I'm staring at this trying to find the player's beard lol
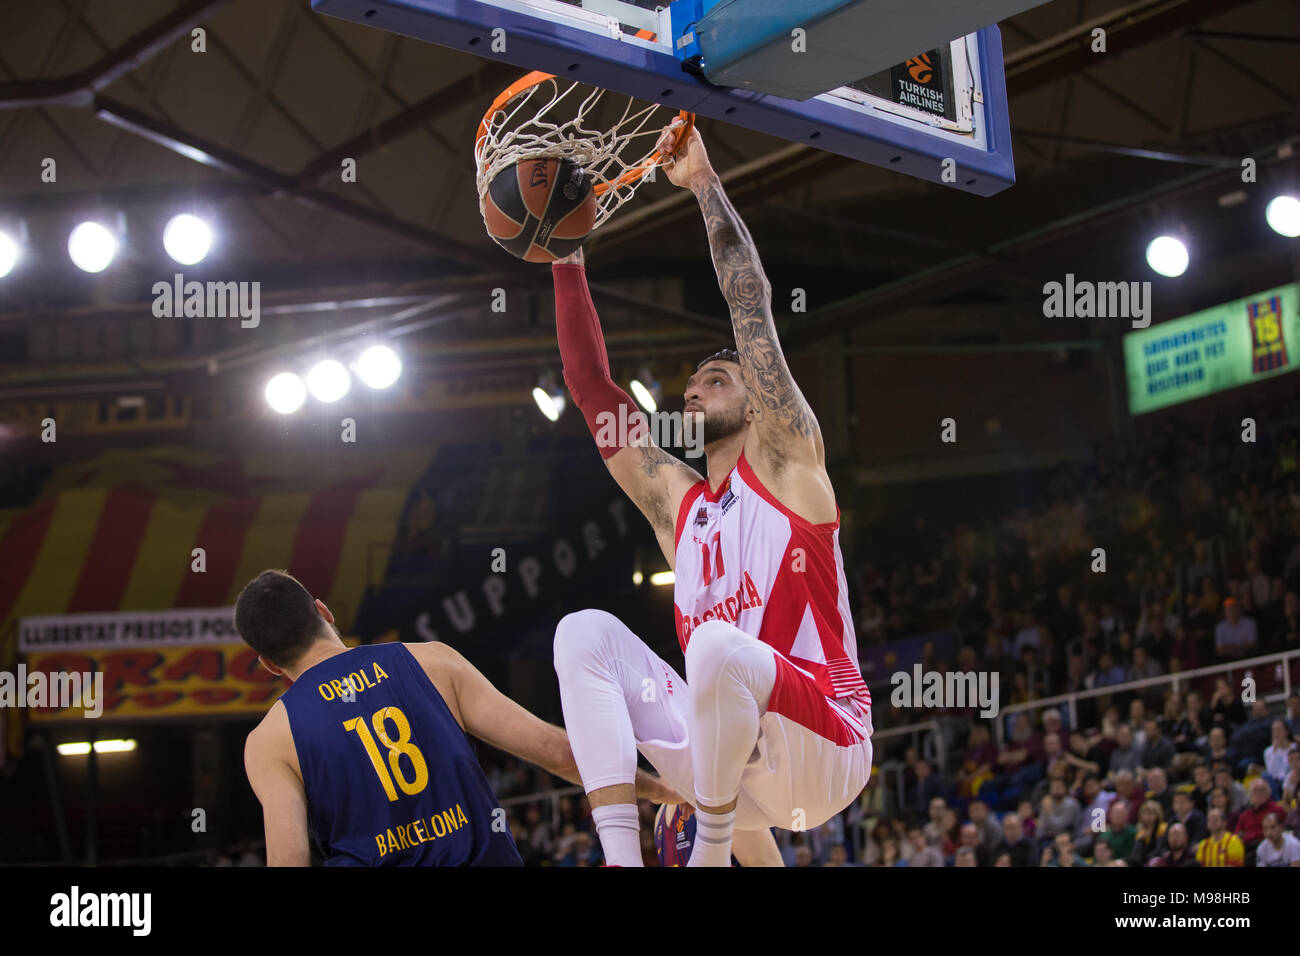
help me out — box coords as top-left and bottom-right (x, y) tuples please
(700, 402), (747, 445)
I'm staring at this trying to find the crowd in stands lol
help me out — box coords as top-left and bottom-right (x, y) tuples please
(488, 405), (1300, 865)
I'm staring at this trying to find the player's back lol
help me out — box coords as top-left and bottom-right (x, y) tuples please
(278, 642), (522, 866)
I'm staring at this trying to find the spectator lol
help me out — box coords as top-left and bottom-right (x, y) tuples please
(904, 828), (943, 867)
(1230, 701), (1279, 771)
(1213, 764), (1248, 814)
(1140, 719), (1177, 771)
(793, 846), (814, 867)
(1046, 830), (1088, 867)
(906, 759), (946, 815)
(1263, 719), (1297, 795)
(956, 724), (998, 799)
(1282, 748), (1300, 805)
(922, 797), (949, 846)
(1109, 724), (1142, 775)
(968, 799), (1002, 852)
(1254, 813), (1300, 867)
(1037, 776), (1081, 845)
(878, 836), (903, 868)
(992, 813), (1037, 867)
(1074, 774), (1115, 854)
(1127, 800), (1167, 867)
(1092, 839), (1122, 867)
(1203, 728), (1237, 770)
(1098, 800), (1136, 860)
(1111, 770), (1142, 824)
(954, 846), (978, 867)
(1286, 693), (1300, 739)
(958, 822), (989, 867)
(1148, 822), (1199, 867)
(1234, 777), (1286, 852)
(824, 844), (859, 867)
(1087, 651), (1127, 689)
(1189, 763), (1215, 815)
(1195, 808), (1244, 867)
(1208, 678), (1247, 731)
(1143, 767), (1175, 818)
(1167, 789), (1207, 845)
(1214, 597), (1258, 659)
(1127, 646), (1162, 682)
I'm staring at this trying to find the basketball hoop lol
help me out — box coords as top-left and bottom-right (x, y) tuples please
(475, 71), (694, 232)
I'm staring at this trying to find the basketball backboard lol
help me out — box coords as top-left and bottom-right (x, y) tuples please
(310, 0), (1028, 195)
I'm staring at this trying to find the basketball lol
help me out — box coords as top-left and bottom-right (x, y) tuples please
(482, 156), (596, 262)
(653, 803), (696, 866)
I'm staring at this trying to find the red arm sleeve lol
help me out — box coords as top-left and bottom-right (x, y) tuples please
(552, 262), (647, 459)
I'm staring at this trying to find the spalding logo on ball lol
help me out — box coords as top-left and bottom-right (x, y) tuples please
(653, 803), (695, 867)
(482, 156), (596, 262)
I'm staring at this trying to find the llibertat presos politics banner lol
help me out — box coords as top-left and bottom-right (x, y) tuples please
(15, 608), (287, 721)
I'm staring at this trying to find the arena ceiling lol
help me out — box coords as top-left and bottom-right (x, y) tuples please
(0, 0), (1297, 424)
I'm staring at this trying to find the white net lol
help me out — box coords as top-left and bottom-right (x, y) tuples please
(475, 74), (689, 231)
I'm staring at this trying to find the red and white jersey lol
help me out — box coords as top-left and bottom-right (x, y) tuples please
(672, 450), (871, 706)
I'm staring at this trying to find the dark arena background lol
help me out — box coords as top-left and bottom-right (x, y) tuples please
(1, 0), (1299, 932)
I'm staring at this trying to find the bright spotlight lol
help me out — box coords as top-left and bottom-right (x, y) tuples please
(307, 359), (351, 403)
(629, 379), (657, 413)
(56, 739), (138, 756)
(533, 386), (565, 422)
(357, 345), (402, 389)
(0, 231), (18, 278)
(649, 571), (675, 586)
(1145, 236), (1188, 278)
(163, 213), (213, 264)
(265, 372), (307, 414)
(68, 221), (117, 273)
(1266, 195), (1300, 238)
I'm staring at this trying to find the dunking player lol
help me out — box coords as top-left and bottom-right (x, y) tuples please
(550, 120), (874, 867)
(238, 569), (681, 865)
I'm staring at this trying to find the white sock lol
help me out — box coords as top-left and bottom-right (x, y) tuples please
(687, 807), (736, 867)
(591, 804), (643, 867)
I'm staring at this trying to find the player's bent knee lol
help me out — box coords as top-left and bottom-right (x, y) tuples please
(552, 608), (621, 672)
(685, 621), (766, 690)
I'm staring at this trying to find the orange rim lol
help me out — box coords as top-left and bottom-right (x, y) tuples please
(475, 69), (694, 198)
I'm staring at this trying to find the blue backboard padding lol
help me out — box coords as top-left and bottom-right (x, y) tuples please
(696, 0), (1049, 102)
(310, 0), (1015, 195)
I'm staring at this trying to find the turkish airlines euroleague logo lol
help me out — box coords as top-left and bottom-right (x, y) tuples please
(906, 53), (934, 85)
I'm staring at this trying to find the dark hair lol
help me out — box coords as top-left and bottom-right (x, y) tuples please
(234, 569), (327, 668)
(696, 348), (740, 370)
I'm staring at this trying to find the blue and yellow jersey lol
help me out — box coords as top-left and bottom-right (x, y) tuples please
(279, 643), (522, 866)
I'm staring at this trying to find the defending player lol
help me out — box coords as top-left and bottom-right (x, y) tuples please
(549, 120), (874, 867)
(238, 569), (679, 865)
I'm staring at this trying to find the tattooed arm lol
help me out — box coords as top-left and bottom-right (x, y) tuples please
(553, 248), (702, 561)
(657, 122), (825, 469)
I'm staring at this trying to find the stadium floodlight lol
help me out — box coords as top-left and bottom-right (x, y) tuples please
(163, 213), (213, 265)
(57, 739), (138, 756)
(533, 371), (566, 422)
(0, 230), (18, 278)
(1145, 235), (1188, 278)
(1265, 195), (1300, 238)
(68, 221), (118, 273)
(356, 345), (402, 389)
(649, 571), (675, 586)
(630, 376), (658, 413)
(265, 372), (307, 414)
(307, 359), (351, 403)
